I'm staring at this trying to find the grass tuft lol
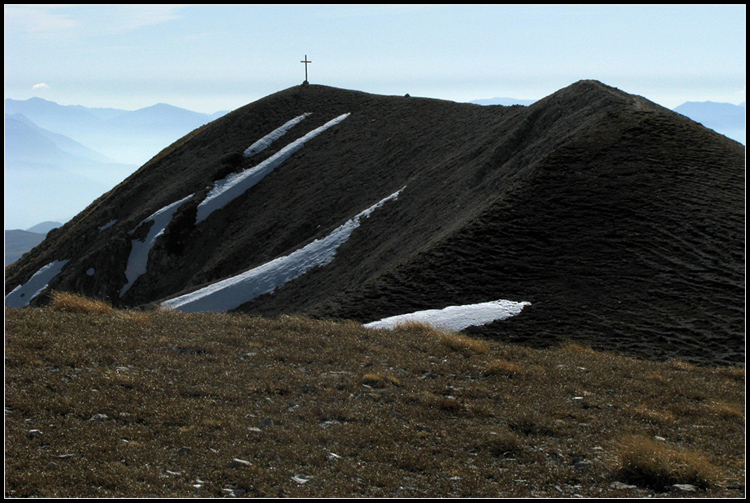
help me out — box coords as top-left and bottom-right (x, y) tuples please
(50, 291), (113, 314)
(439, 332), (489, 355)
(484, 359), (523, 376)
(617, 435), (721, 490)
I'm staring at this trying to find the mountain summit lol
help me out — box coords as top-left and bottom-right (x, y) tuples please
(5, 80), (744, 364)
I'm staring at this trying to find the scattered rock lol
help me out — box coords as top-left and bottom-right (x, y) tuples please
(326, 452), (342, 461)
(174, 446), (191, 456)
(228, 458), (252, 468)
(610, 481), (638, 490)
(291, 473), (313, 484)
(259, 418), (274, 429)
(672, 484), (697, 492)
(57, 453), (76, 460)
(88, 413), (109, 422)
(27, 429), (43, 439)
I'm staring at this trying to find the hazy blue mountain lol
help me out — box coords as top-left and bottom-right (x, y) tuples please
(5, 229), (47, 266)
(4, 99), (228, 229)
(7, 113), (116, 163)
(672, 101), (745, 144)
(469, 97), (536, 106)
(4, 97), (229, 165)
(25, 221), (63, 234)
(4, 114), (139, 229)
(5, 221), (63, 266)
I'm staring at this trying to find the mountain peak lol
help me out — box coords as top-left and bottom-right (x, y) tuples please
(5, 81), (744, 365)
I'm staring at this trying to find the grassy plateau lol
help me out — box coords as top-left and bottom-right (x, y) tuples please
(4, 292), (745, 497)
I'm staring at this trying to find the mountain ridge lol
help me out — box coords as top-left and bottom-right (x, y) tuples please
(5, 80), (744, 365)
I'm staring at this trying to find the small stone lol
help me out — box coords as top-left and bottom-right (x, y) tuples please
(259, 418), (274, 428)
(28, 429), (43, 439)
(610, 481), (638, 490)
(573, 459), (592, 471)
(326, 452), (342, 461)
(228, 458), (252, 468)
(175, 446), (191, 456)
(672, 484), (697, 492)
(57, 453), (76, 460)
(291, 474), (313, 484)
(247, 426), (262, 432)
(166, 470), (182, 476)
(89, 413), (109, 422)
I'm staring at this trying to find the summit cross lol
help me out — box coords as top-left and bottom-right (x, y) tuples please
(301, 54), (311, 83)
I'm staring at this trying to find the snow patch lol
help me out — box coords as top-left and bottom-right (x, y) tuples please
(243, 113), (311, 158)
(162, 186), (404, 313)
(5, 260), (70, 308)
(363, 299), (531, 332)
(120, 194), (194, 297)
(196, 113), (350, 223)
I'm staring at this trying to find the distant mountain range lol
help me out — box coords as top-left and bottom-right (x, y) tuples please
(5, 98), (228, 166)
(4, 98), (229, 230)
(672, 101), (745, 144)
(5, 222), (62, 266)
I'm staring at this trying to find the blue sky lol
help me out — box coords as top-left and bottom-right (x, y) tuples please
(4, 4), (746, 113)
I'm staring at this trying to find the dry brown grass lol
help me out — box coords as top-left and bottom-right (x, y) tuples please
(4, 300), (745, 498)
(49, 291), (113, 314)
(617, 435), (721, 490)
(439, 332), (490, 355)
(484, 359), (523, 376)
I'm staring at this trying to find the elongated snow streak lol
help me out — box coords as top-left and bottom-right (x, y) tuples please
(163, 186), (405, 313)
(120, 194), (194, 297)
(363, 300), (532, 332)
(5, 260), (70, 308)
(196, 113), (351, 224)
(243, 113), (311, 158)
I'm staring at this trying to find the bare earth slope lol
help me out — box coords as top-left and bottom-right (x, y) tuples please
(5, 80), (744, 365)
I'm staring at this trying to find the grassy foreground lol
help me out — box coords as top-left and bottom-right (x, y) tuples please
(5, 293), (745, 498)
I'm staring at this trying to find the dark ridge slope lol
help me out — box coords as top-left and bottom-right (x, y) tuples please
(308, 102), (745, 365)
(5, 80), (744, 365)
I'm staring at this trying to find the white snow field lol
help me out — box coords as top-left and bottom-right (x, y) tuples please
(243, 113), (311, 158)
(162, 187), (405, 313)
(196, 113), (350, 223)
(120, 194), (194, 297)
(363, 299), (532, 332)
(5, 260), (70, 308)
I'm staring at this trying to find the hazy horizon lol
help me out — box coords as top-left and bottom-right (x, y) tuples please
(4, 5), (746, 114)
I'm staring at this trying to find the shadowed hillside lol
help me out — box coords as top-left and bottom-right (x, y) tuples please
(5, 80), (744, 365)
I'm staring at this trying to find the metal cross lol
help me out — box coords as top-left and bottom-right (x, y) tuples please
(300, 54), (311, 83)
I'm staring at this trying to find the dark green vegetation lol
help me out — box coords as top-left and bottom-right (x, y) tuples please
(6, 81), (745, 366)
(5, 295), (744, 498)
